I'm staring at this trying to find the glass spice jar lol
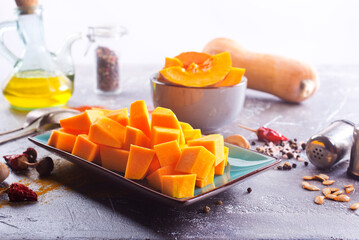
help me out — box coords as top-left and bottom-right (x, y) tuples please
(86, 26), (127, 94)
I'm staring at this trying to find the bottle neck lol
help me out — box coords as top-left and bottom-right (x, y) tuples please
(17, 7), (46, 47)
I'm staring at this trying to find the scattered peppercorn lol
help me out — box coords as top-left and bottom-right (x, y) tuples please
(292, 163), (297, 168)
(287, 152), (294, 159)
(304, 161), (309, 166)
(301, 143), (306, 150)
(215, 200), (223, 205)
(247, 187), (252, 193)
(203, 206), (210, 213)
(277, 165), (283, 170)
(36, 157), (54, 177)
(251, 141), (256, 146)
(23, 147), (37, 163)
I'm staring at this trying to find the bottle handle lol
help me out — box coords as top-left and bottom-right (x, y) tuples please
(0, 21), (19, 65)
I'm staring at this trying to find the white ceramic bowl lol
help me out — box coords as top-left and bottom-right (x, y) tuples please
(151, 74), (247, 133)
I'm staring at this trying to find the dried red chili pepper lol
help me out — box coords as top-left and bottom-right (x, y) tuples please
(3, 154), (30, 171)
(7, 183), (37, 202)
(238, 124), (288, 144)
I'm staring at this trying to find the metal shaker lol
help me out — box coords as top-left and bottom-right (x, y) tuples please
(348, 124), (359, 180)
(306, 120), (355, 169)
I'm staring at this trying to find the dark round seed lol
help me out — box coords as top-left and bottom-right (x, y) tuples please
(251, 141), (256, 146)
(301, 143), (306, 150)
(292, 163), (297, 168)
(287, 152), (294, 159)
(304, 161), (309, 166)
(277, 166), (283, 170)
(294, 138), (297, 142)
(215, 200), (223, 205)
(203, 206), (210, 213)
(36, 157), (54, 177)
(247, 187), (252, 193)
(23, 147), (37, 163)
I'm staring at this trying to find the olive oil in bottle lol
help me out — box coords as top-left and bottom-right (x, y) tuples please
(3, 70), (73, 110)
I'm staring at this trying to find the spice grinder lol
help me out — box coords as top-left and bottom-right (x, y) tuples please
(348, 124), (359, 180)
(306, 120), (355, 169)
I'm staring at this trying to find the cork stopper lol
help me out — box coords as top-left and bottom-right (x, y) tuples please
(15, 0), (38, 8)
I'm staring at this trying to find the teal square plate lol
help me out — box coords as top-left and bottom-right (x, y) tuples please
(29, 132), (280, 206)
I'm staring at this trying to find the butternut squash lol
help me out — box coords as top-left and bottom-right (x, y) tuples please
(203, 38), (319, 103)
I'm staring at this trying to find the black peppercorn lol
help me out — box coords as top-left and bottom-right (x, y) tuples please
(247, 187), (252, 193)
(304, 161), (309, 166)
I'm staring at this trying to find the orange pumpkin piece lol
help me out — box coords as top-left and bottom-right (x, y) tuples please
(196, 167), (214, 188)
(147, 155), (161, 176)
(161, 174), (196, 198)
(179, 122), (193, 131)
(188, 134), (225, 166)
(106, 108), (129, 126)
(175, 146), (216, 180)
(88, 117), (126, 149)
(175, 52), (211, 68)
(100, 146), (129, 173)
(59, 128), (89, 136)
(159, 52), (232, 87)
(151, 126), (180, 148)
(123, 126), (151, 150)
(183, 129), (201, 143)
(48, 130), (77, 153)
(215, 67), (246, 87)
(129, 100), (151, 138)
(72, 134), (100, 164)
(146, 165), (176, 191)
(164, 57), (183, 68)
(215, 146), (229, 175)
(48, 130), (60, 147)
(154, 140), (182, 167)
(125, 145), (155, 180)
(151, 107), (186, 145)
(59, 109), (104, 131)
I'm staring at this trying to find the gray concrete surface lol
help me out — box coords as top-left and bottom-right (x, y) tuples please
(0, 64), (359, 239)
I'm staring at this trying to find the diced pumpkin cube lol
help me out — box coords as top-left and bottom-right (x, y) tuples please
(188, 134), (225, 166)
(151, 126), (180, 148)
(146, 165), (175, 191)
(106, 108), (129, 127)
(183, 129), (201, 143)
(129, 100), (151, 138)
(224, 146), (229, 166)
(175, 146), (216, 180)
(59, 109), (104, 131)
(123, 126), (151, 150)
(161, 174), (196, 198)
(151, 107), (186, 145)
(196, 167), (214, 188)
(59, 128), (89, 136)
(88, 117), (126, 148)
(48, 130), (76, 153)
(215, 146), (229, 175)
(100, 146), (129, 173)
(72, 134), (100, 164)
(154, 140), (181, 167)
(179, 122), (193, 131)
(48, 130), (60, 147)
(147, 155), (161, 175)
(125, 145), (155, 180)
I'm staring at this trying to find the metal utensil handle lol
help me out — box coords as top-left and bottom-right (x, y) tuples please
(0, 126), (25, 136)
(0, 124), (38, 145)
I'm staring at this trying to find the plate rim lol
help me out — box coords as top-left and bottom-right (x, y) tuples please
(28, 133), (281, 207)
